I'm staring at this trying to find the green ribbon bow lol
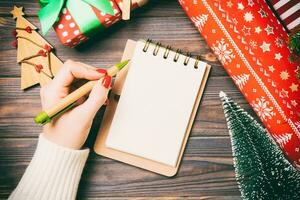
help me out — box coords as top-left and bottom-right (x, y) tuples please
(38, 0), (115, 35)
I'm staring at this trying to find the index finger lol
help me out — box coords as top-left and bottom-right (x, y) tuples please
(52, 59), (106, 89)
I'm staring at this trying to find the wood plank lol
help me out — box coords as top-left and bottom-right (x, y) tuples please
(0, 137), (233, 162)
(0, 137), (241, 199)
(0, 77), (259, 138)
(0, 15), (223, 77)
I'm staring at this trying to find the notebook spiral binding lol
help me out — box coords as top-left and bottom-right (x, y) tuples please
(142, 39), (201, 69)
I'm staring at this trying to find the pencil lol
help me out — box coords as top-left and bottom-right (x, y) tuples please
(34, 60), (130, 125)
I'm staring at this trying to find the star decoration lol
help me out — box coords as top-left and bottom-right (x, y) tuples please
(279, 89), (289, 98)
(275, 37), (284, 48)
(242, 25), (251, 36)
(260, 42), (271, 53)
(275, 53), (282, 61)
(10, 6), (24, 19)
(227, 1), (233, 8)
(258, 8), (267, 18)
(244, 12), (254, 22)
(255, 26), (262, 34)
(238, 3), (244, 10)
(280, 70), (289, 80)
(290, 83), (299, 92)
(248, 0), (254, 6)
(268, 65), (275, 72)
(264, 24), (274, 35)
(291, 100), (298, 107)
(249, 40), (257, 49)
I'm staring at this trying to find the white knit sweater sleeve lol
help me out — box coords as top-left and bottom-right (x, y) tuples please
(9, 134), (90, 200)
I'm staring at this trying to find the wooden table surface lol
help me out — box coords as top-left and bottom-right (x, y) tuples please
(0, 0), (259, 199)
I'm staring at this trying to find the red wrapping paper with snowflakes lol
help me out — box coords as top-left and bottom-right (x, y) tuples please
(53, 0), (142, 48)
(179, 0), (300, 168)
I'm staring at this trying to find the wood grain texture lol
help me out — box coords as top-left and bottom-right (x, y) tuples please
(0, 0), (246, 199)
(0, 77), (258, 138)
(0, 137), (240, 199)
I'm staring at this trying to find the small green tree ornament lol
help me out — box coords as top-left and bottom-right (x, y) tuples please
(288, 30), (300, 79)
(219, 91), (300, 200)
(289, 31), (300, 57)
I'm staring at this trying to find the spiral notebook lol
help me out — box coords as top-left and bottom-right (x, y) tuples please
(94, 39), (210, 176)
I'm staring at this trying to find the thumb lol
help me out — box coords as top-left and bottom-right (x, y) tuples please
(74, 76), (112, 119)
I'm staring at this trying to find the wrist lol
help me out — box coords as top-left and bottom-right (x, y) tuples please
(42, 127), (89, 150)
(9, 134), (90, 200)
(41, 133), (89, 151)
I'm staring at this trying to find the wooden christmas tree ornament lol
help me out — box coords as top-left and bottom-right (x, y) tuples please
(11, 6), (62, 90)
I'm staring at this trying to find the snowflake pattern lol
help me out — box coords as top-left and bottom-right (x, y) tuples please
(249, 40), (257, 49)
(251, 97), (275, 121)
(280, 70), (289, 80)
(179, 0), (300, 166)
(212, 38), (235, 64)
(244, 12), (254, 22)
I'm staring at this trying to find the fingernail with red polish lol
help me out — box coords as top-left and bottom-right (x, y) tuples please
(97, 68), (107, 74)
(102, 75), (112, 89)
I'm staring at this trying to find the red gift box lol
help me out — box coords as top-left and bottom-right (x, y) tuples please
(39, 0), (145, 48)
(267, 0), (300, 31)
(179, 0), (300, 168)
(54, 0), (121, 47)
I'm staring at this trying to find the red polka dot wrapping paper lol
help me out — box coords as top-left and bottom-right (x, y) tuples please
(54, 0), (140, 48)
(179, 0), (300, 168)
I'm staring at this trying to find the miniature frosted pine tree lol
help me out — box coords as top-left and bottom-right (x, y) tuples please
(219, 91), (300, 200)
(288, 30), (300, 79)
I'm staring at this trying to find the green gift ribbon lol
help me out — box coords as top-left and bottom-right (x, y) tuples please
(38, 0), (115, 36)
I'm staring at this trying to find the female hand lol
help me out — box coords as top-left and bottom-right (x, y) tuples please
(40, 60), (111, 150)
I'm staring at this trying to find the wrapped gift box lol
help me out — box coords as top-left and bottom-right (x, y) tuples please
(179, 0), (300, 168)
(39, 0), (146, 47)
(267, 0), (300, 32)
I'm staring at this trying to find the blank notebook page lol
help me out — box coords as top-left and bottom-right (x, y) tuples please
(106, 40), (207, 167)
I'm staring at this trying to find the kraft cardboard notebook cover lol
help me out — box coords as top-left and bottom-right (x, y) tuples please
(94, 39), (210, 176)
